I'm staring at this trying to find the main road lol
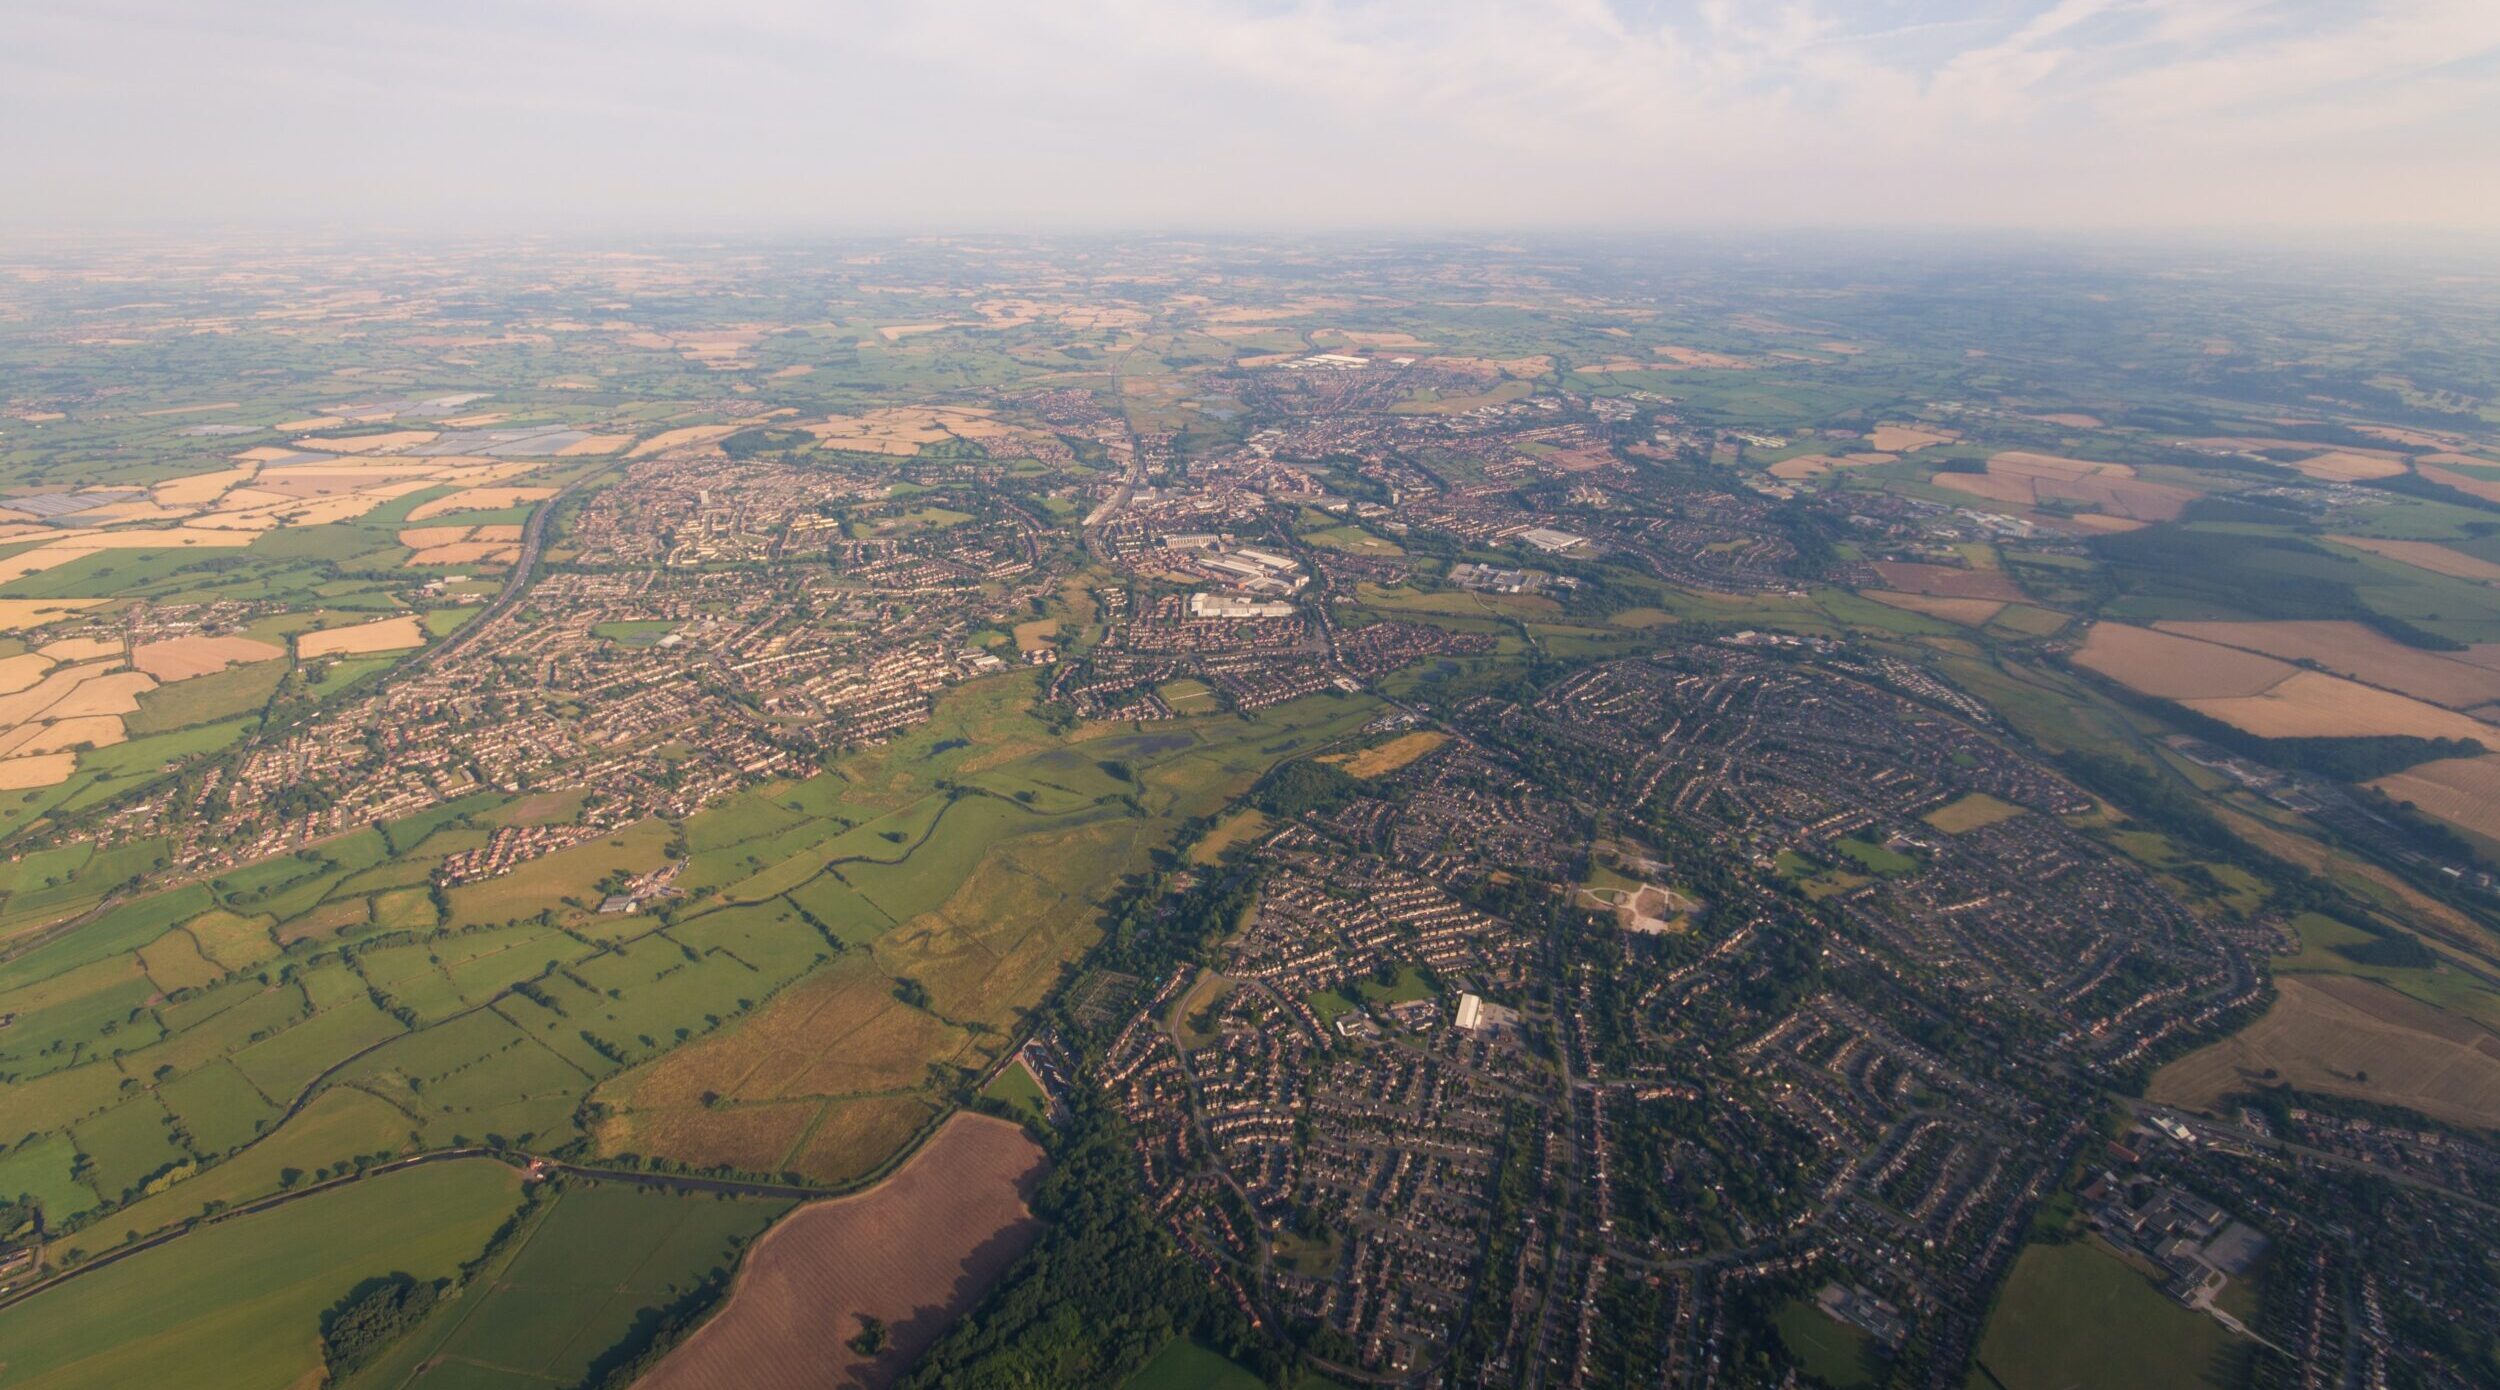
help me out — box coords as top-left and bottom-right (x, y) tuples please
(401, 468), (596, 674)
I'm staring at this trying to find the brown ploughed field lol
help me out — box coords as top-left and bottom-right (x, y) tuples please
(637, 1112), (1047, 1390)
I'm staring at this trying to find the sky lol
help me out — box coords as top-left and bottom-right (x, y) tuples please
(5, 0), (2499, 235)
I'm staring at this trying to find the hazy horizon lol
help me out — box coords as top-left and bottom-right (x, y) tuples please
(7, 0), (2499, 237)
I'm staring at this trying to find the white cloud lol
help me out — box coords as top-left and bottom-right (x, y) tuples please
(0, 0), (2494, 232)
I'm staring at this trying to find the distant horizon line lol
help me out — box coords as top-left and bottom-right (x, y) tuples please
(4, 223), (2499, 254)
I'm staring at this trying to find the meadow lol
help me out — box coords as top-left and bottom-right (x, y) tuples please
(342, 1179), (790, 1390)
(0, 1159), (524, 1390)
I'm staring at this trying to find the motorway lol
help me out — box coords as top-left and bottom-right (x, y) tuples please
(401, 469), (594, 674)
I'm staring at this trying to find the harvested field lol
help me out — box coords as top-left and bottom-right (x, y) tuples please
(0, 662), (146, 725)
(131, 635), (285, 682)
(628, 424), (743, 458)
(2153, 619), (2500, 709)
(37, 670), (150, 719)
(1331, 730), (1447, 778)
(0, 653), (49, 694)
(2070, 623), (2293, 700)
(43, 637), (122, 662)
(1321, 330), (1435, 349)
(0, 753), (77, 788)
(2369, 754), (2500, 841)
(2328, 534), (2500, 583)
(638, 1113), (1047, 1390)
(0, 526), (255, 586)
(405, 485), (557, 521)
(2065, 513), (2145, 534)
(2183, 670), (2498, 743)
(802, 407), (1017, 456)
(292, 429), (438, 454)
(2421, 463), (2500, 504)
(1768, 452), (1895, 480)
(1868, 425), (1956, 452)
(0, 598), (106, 632)
(299, 614), (425, 658)
(0, 714), (126, 756)
(407, 539), (519, 567)
(1865, 591), (2004, 626)
(2150, 975), (2500, 1129)
(1934, 452), (2200, 522)
(1868, 562), (2024, 602)
(152, 464), (259, 508)
(2294, 450), (2410, 482)
(1655, 345), (1753, 368)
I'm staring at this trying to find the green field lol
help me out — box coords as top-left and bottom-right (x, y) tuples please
(344, 1179), (789, 1390)
(980, 1057), (1051, 1127)
(1126, 1337), (1268, 1390)
(1776, 1299), (1880, 1389)
(0, 1159), (524, 1390)
(589, 618), (678, 646)
(1834, 837), (1919, 875)
(1970, 1240), (2243, 1390)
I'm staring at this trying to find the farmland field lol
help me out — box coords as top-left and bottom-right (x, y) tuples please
(7, 220), (2500, 1389)
(2152, 619), (2500, 710)
(348, 1179), (790, 1390)
(2070, 623), (2292, 700)
(1868, 562), (2024, 602)
(2182, 671), (2497, 742)
(2369, 754), (2500, 841)
(1864, 590), (2004, 626)
(0, 1159), (523, 1390)
(2150, 975), (2500, 1129)
(638, 1113), (1046, 1390)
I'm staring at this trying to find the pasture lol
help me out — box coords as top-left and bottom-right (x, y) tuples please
(350, 1179), (790, 1390)
(0, 1159), (523, 1390)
